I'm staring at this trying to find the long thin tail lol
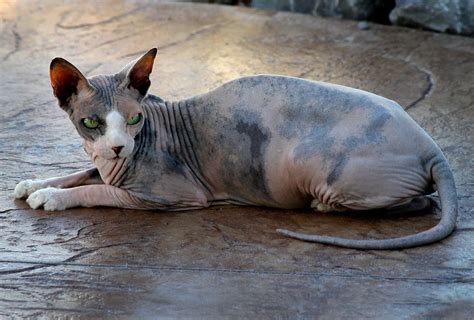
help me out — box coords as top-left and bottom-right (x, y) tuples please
(276, 161), (458, 249)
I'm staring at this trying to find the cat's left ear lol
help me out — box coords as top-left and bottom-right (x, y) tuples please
(123, 48), (157, 97)
(50, 58), (91, 110)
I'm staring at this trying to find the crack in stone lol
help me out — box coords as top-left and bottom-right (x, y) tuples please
(72, 26), (156, 57)
(62, 242), (137, 264)
(3, 24), (21, 62)
(0, 242), (135, 275)
(381, 35), (435, 111)
(0, 263), (47, 276)
(0, 158), (88, 168)
(1, 259), (472, 284)
(56, 6), (148, 30)
(41, 220), (116, 245)
(382, 52), (435, 110)
(0, 209), (24, 214)
(41, 224), (95, 246)
(405, 62), (434, 110)
(83, 63), (102, 77)
(119, 23), (222, 59)
(7, 306), (120, 315)
(296, 67), (315, 79)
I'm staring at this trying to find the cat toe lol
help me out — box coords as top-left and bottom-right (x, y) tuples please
(310, 199), (346, 212)
(310, 199), (332, 212)
(26, 188), (66, 211)
(14, 179), (44, 199)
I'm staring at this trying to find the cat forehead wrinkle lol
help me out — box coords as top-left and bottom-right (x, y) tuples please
(71, 94), (109, 117)
(76, 86), (95, 100)
(114, 94), (143, 116)
(88, 75), (121, 108)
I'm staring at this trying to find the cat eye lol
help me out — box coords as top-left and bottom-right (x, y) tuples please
(127, 113), (141, 125)
(82, 118), (99, 129)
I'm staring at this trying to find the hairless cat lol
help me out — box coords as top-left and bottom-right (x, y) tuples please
(14, 48), (457, 249)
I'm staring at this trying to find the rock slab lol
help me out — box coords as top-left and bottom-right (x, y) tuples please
(390, 0), (474, 36)
(250, 0), (394, 21)
(200, 0), (474, 36)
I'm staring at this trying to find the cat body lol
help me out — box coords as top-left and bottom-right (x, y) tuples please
(15, 49), (457, 249)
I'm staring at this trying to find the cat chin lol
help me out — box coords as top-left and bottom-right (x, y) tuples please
(92, 154), (126, 162)
(93, 145), (134, 160)
(104, 156), (125, 161)
(95, 150), (131, 160)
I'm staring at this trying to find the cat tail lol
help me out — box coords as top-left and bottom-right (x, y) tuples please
(276, 160), (457, 250)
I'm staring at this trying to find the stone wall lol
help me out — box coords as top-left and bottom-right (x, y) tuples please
(390, 0), (474, 36)
(185, 0), (474, 37)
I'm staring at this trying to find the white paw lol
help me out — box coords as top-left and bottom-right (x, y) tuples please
(26, 187), (67, 211)
(14, 179), (47, 199)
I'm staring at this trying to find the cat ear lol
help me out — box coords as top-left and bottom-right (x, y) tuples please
(125, 48), (158, 97)
(50, 58), (91, 109)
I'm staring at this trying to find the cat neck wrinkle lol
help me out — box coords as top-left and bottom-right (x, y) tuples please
(105, 157), (128, 185)
(82, 139), (128, 187)
(139, 97), (213, 196)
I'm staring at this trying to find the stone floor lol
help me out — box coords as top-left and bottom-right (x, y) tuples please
(0, 0), (473, 318)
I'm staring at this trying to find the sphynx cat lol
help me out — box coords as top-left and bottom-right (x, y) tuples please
(14, 48), (457, 249)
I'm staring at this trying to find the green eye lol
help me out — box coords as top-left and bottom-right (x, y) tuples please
(83, 118), (99, 129)
(127, 113), (141, 125)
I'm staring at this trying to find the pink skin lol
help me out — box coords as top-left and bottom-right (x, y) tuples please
(36, 169), (102, 188)
(14, 168), (143, 210)
(14, 168), (101, 198)
(38, 185), (139, 209)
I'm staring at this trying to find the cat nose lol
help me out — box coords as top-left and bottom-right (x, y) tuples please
(112, 145), (124, 155)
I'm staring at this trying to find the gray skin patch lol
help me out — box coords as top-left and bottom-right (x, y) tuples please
(289, 92), (392, 186)
(278, 82), (360, 139)
(326, 109), (391, 185)
(218, 109), (272, 203)
(293, 116), (338, 161)
(162, 151), (186, 176)
(186, 96), (274, 205)
(67, 75), (124, 141)
(235, 114), (270, 196)
(326, 107), (392, 185)
(326, 154), (348, 186)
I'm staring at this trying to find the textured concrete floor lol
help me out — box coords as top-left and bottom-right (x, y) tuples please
(0, 0), (473, 318)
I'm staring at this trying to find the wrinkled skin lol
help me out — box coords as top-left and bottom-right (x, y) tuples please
(14, 49), (457, 249)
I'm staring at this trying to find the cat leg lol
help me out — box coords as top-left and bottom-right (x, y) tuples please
(26, 184), (141, 211)
(14, 168), (102, 199)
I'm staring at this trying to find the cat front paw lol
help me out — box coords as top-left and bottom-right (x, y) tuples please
(14, 179), (47, 199)
(26, 187), (67, 211)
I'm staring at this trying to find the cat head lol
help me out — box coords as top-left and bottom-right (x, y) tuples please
(49, 48), (157, 160)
